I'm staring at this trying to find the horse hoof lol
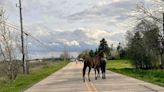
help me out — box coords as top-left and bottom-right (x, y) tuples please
(89, 79), (91, 82)
(95, 77), (97, 80)
(102, 77), (106, 79)
(83, 79), (85, 82)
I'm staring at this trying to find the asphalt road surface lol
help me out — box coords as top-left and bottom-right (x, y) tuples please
(25, 62), (164, 92)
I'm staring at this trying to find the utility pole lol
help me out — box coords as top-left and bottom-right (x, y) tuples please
(18, 0), (26, 74)
(25, 33), (29, 74)
(159, 13), (164, 69)
(163, 13), (164, 35)
(162, 13), (164, 69)
(64, 44), (67, 61)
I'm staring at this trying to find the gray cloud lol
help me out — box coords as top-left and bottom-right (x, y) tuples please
(0, 0), (155, 58)
(67, 1), (136, 20)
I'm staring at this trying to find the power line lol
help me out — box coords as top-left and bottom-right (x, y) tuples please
(5, 22), (55, 50)
(7, 22), (62, 44)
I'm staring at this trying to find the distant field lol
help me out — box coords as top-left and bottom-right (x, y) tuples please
(107, 60), (164, 87)
(0, 60), (69, 92)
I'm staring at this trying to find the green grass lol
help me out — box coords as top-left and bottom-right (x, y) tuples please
(107, 60), (133, 69)
(0, 61), (69, 92)
(107, 60), (164, 87)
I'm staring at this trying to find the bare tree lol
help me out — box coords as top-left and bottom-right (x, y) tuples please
(132, 1), (164, 23)
(128, 1), (164, 69)
(0, 8), (20, 80)
(60, 45), (70, 61)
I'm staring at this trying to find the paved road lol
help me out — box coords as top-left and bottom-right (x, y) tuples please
(25, 62), (164, 92)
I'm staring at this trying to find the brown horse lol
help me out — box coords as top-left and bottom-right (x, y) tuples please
(82, 54), (101, 82)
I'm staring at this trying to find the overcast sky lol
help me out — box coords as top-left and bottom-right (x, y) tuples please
(0, 0), (162, 58)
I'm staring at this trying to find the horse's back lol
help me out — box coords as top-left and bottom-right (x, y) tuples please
(83, 57), (100, 68)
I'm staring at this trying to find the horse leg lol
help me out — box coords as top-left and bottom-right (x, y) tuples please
(102, 63), (106, 79)
(102, 68), (105, 79)
(104, 63), (106, 79)
(97, 67), (100, 78)
(101, 66), (104, 79)
(104, 70), (106, 79)
(94, 68), (97, 80)
(88, 67), (91, 81)
(83, 66), (86, 82)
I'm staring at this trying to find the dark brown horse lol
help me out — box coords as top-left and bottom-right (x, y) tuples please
(82, 52), (107, 82)
(82, 55), (101, 82)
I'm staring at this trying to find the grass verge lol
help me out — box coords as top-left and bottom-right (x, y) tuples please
(0, 61), (69, 92)
(107, 60), (164, 87)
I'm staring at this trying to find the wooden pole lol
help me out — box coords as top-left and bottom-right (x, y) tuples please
(19, 0), (26, 73)
(162, 13), (164, 68)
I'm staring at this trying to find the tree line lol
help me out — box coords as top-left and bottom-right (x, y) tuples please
(125, 1), (164, 69)
(79, 20), (164, 69)
(78, 1), (164, 70)
(126, 20), (164, 69)
(77, 38), (126, 60)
